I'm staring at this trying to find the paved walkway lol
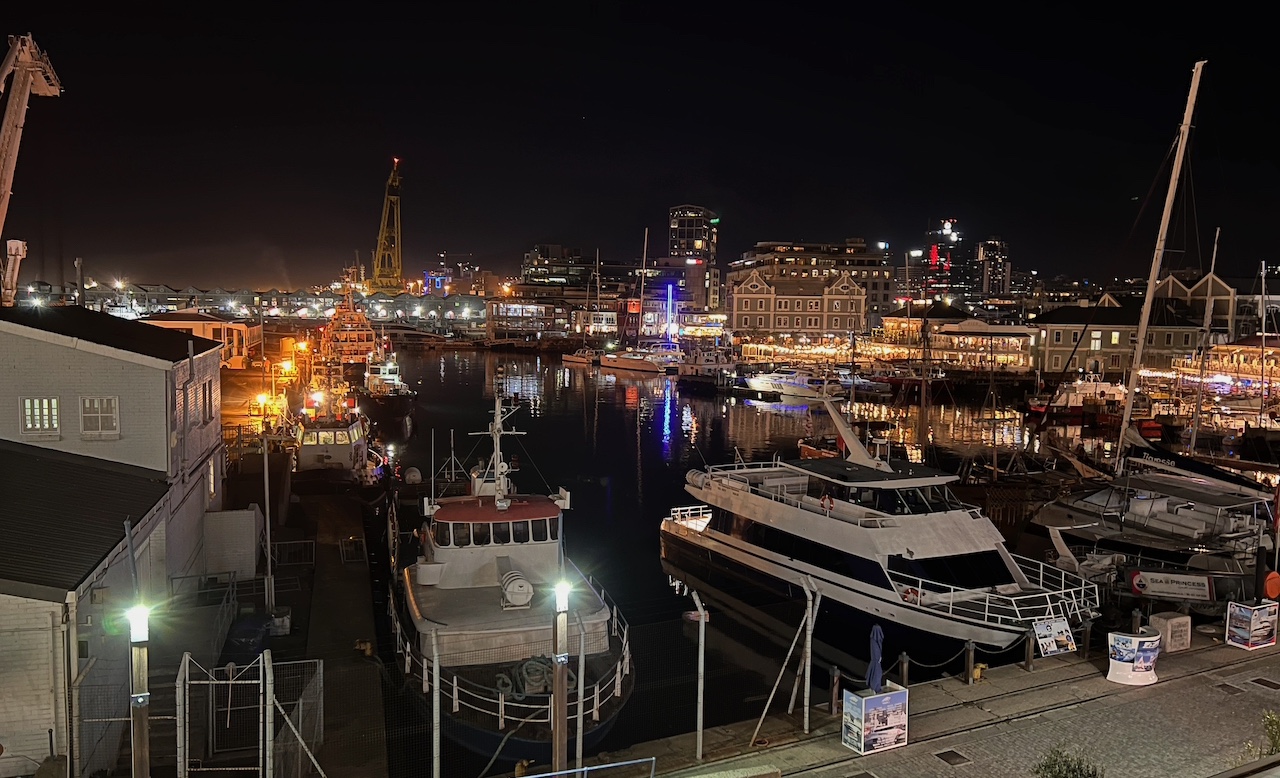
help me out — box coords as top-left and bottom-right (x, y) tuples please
(302, 494), (388, 778)
(568, 631), (1280, 778)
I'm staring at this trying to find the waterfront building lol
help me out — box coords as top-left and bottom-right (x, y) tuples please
(1153, 271), (1239, 340)
(521, 244), (590, 286)
(727, 240), (894, 323)
(863, 304), (1037, 373)
(485, 297), (571, 339)
(424, 261), (454, 296)
(669, 205), (718, 265)
(1033, 294), (1199, 379)
(729, 269), (866, 342)
(0, 306), (229, 778)
(139, 310), (263, 368)
(919, 219), (975, 302)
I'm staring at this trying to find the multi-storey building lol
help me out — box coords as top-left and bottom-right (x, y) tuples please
(976, 237), (1012, 296)
(1033, 294), (1200, 379)
(669, 205), (718, 264)
(729, 269), (866, 340)
(727, 240), (894, 324)
(0, 306), (229, 778)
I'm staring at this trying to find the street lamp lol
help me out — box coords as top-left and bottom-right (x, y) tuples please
(126, 604), (152, 778)
(552, 580), (571, 772)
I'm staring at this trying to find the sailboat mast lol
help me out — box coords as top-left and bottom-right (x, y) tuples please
(638, 228), (648, 347)
(1118, 60), (1207, 462)
(1187, 226), (1220, 453)
(1262, 261), (1269, 428)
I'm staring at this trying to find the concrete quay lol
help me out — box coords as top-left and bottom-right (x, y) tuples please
(563, 631), (1280, 778)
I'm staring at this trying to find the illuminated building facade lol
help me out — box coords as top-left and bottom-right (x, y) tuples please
(730, 269), (866, 341)
(669, 205), (721, 310)
(727, 240), (894, 324)
(976, 238), (1012, 296)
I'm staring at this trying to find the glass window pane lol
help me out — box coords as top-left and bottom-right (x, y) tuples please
(549, 516), (559, 540)
(492, 522), (510, 544)
(454, 523), (471, 547)
(512, 521), (529, 543)
(472, 522), (490, 546)
(531, 519), (548, 542)
(433, 521), (451, 547)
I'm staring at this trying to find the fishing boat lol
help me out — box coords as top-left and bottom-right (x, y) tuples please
(563, 347), (605, 367)
(745, 367), (846, 399)
(661, 400), (1099, 655)
(393, 394), (633, 763)
(354, 336), (416, 428)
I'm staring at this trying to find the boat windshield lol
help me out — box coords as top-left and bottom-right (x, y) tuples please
(821, 481), (967, 515)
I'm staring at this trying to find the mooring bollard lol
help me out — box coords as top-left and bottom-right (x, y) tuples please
(1080, 620), (1092, 660)
(1131, 607), (1142, 633)
(830, 666), (841, 714)
(1023, 629), (1035, 672)
(965, 641), (975, 685)
(899, 652), (910, 687)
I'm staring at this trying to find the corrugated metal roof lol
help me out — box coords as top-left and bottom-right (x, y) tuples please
(0, 305), (221, 362)
(0, 440), (170, 601)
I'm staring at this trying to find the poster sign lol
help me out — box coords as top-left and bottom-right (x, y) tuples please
(1227, 600), (1279, 651)
(1034, 618), (1077, 657)
(842, 684), (909, 756)
(1106, 627), (1161, 686)
(1129, 570), (1214, 602)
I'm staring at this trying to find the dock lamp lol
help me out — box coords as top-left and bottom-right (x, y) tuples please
(126, 604), (152, 778)
(552, 580), (571, 772)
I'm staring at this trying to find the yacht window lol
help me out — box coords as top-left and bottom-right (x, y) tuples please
(900, 489), (929, 514)
(432, 521), (451, 547)
(512, 521), (530, 543)
(877, 490), (907, 514)
(335, 430), (351, 444)
(319, 431), (335, 445)
(941, 486), (966, 509)
(454, 523), (472, 547)
(492, 522), (511, 544)
(532, 519), (549, 542)
(472, 522), (491, 546)
(549, 516), (559, 540)
(853, 488), (879, 510)
(303, 432), (318, 444)
(916, 486), (948, 512)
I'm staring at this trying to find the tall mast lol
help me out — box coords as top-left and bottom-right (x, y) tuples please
(1118, 60), (1207, 462)
(1187, 226), (1220, 453)
(1262, 261), (1269, 428)
(637, 228), (648, 346)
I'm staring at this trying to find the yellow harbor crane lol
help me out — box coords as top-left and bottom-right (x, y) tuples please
(0, 34), (62, 307)
(370, 157), (404, 294)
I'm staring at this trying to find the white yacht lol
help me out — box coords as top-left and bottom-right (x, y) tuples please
(660, 401), (1099, 649)
(394, 394), (633, 762)
(563, 347), (605, 367)
(745, 368), (846, 399)
(600, 341), (683, 375)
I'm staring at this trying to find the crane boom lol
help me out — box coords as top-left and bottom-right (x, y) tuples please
(0, 34), (62, 306)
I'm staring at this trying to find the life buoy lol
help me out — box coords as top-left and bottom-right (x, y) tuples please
(901, 588), (921, 605)
(821, 494), (835, 512)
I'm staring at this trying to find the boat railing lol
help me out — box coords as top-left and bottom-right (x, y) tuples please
(389, 581), (632, 734)
(705, 470), (910, 529)
(886, 556), (1099, 627)
(666, 505), (713, 532)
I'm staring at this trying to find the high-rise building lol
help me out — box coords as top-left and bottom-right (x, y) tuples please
(919, 219), (980, 301)
(976, 238), (1012, 296)
(520, 244), (590, 285)
(669, 205), (721, 310)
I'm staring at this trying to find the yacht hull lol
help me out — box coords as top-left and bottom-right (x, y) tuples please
(659, 523), (1028, 652)
(356, 390), (416, 426)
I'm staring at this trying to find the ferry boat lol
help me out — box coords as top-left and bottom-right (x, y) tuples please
(393, 394), (633, 762)
(354, 337), (416, 428)
(745, 368), (846, 399)
(660, 401), (1099, 653)
(563, 347), (604, 367)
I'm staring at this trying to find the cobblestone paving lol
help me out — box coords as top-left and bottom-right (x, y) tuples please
(834, 662), (1280, 778)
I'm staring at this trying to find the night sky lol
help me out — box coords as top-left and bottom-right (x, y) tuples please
(4, 9), (1276, 289)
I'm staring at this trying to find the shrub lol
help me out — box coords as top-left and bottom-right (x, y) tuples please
(1033, 744), (1105, 778)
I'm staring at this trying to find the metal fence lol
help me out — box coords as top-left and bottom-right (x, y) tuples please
(338, 537), (366, 564)
(176, 652), (325, 778)
(271, 540), (316, 567)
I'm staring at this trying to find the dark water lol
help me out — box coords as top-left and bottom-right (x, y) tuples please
(374, 352), (1019, 775)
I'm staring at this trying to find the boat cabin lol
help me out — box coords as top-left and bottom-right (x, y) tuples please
(296, 416), (367, 471)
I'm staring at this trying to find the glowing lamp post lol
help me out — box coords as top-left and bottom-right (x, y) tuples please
(126, 604), (152, 778)
(552, 580), (571, 772)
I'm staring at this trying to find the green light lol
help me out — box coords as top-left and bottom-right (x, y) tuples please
(709, 218), (721, 225)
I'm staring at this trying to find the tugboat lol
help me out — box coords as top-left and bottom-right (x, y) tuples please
(354, 334), (416, 429)
(318, 267), (378, 381)
(392, 393), (633, 763)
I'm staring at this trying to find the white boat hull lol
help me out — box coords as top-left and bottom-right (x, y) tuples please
(745, 377), (844, 399)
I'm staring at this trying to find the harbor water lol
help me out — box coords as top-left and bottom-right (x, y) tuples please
(370, 351), (1044, 776)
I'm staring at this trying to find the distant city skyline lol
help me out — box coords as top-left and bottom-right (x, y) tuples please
(2, 10), (1276, 289)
